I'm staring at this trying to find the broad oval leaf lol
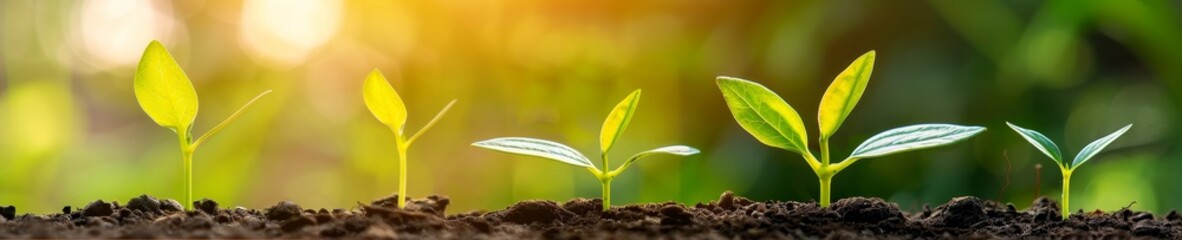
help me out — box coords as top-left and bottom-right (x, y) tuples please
(472, 137), (596, 169)
(363, 69), (408, 135)
(134, 40), (198, 130)
(600, 89), (641, 154)
(818, 51), (875, 140)
(1071, 124), (1132, 168)
(1005, 122), (1064, 166)
(716, 76), (810, 154)
(848, 124), (985, 159)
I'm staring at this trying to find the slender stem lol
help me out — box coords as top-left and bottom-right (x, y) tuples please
(820, 139), (830, 166)
(601, 178), (612, 211)
(177, 130), (194, 211)
(1061, 171), (1071, 219)
(819, 172), (833, 208)
(396, 137), (408, 209)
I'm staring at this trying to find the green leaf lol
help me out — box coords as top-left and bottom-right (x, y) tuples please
(134, 40), (198, 131)
(818, 50), (875, 140)
(472, 137), (596, 169)
(1071, 124), (1132, 168)
(1005, 122), (1064, 166)
(617, 145), (699, 172)
(600, 89), (641, 154)
(716, 76), (810, 155)
(847, 124), (985, 159)
(363, 69), (408, 135)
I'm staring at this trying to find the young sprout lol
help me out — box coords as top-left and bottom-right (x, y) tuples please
(363, 69), (457, 208)
(134, 40), (271, 211)
(716, 51), (986, 207)
(471, 89), (699, 211)
(1007, 122), (1132, 219)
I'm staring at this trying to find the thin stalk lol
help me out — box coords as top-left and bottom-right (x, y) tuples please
(819, 172), (833, 208)
(177, 130), (194, 211)
(601, 178), (612, 211)
(191, 90), (271, 149)
(820, 139), (830, 166)
(1061, 171), (1071, 219)
(396, 136), (409, 209)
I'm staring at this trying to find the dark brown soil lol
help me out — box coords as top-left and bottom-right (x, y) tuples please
(0, 192), (1177, 239)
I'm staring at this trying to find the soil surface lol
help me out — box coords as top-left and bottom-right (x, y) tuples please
(0, 192), (1177, 239)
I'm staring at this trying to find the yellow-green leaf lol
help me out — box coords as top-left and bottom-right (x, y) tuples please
(818, 50), (875, 140)
(363, 69), (409, 135)
(716, 76), (810, 155)
(134, 40), (198, 131)
(599, 89), (641, 154)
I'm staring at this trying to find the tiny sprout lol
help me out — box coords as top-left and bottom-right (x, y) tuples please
(472, 89), (699, 211)
(363, 69), (457, 209)
(1007, 122), (1132, 219)
(716, 51), (986, 207)
(134, 40), (271, 211)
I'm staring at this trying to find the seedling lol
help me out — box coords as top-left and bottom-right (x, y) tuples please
(471, 89), (699, 211)
(716, 51), (985, 207)
(134, 40), (271, 210)
(363, 69), (457, 208)
(1006, 122), (1132, 219)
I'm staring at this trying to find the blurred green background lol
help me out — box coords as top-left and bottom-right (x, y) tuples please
(2, 0), (1180, 214)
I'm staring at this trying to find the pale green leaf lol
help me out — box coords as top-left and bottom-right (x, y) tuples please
(600, 89), (641, 154)
(472, 137), (596, 169)
(134, 40), (198, 131)
(363, 69), (408, 135)
(716, 76), (810, 155)
(818, 50), (875, 140)
(847, 124), (985, 159)
(1006, 122), (1064, 166)
(1071, 124), (1131, 168)
(617, 145), (699, 172)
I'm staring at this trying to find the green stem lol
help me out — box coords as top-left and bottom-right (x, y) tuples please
(819, 172), (833, 208)
(820, 139), (830, 166)
(396, 138), (408, 209)
(177, 130), (194, 211)
(1061, 171), (1071, 219)
(601, 178), (612, 211)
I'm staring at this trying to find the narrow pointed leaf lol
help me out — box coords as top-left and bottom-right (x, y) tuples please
(848, 124), (985, 159)
(716, 76), (810, 154)
(618, 145), (700, 171)
(472, 137), (596, 169)
(363, 69), (408, 135)
(134, 40), (198, 130)
(818, 50), (875, 140)
(1006, 122), (1064, 166)
(600, 89), (641, 154)
(1072, 124), (1132, 168)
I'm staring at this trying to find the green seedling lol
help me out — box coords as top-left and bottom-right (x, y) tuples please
(716, 51), (986, 207)
(134, 40), (271, 211)
(1006, 122), (1132, 219)
(471, 89), (699, 211)
(363, 69), (457, 208)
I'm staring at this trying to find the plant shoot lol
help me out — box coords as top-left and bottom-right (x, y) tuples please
(1007, 122), (1132, 219)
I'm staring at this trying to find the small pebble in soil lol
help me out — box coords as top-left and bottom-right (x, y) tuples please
(832, 197), (905, 224)
(195, 198), (219, 215)
(161, 199), (184, 213)
(1132, 212), (1154, 222)
(923, 196), (987, 227)
(83, 200), (115, 217)
(266, 201), (303, 221)
(0, 205), (14, 220)
(495, 200), (573, 225)
(127, 195), (162, 213)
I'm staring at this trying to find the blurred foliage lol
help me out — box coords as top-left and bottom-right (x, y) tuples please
(1, 0), (1180, 214)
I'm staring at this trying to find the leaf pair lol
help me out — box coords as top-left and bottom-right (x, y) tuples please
(471, 89), (699, 175)
(135, 41), (273, 147)
(717, 51), (985, 168)
(1006, 122), (1132, 169)
(363, 69), (457, 145)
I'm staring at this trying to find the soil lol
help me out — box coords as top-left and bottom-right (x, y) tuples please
(0, 192), (1177, 239)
